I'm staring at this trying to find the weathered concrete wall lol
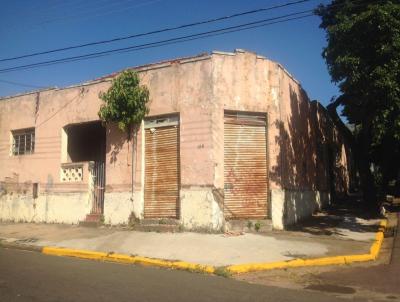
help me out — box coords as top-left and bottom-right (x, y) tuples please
(311, 101), (352, 197)
(0, 84), (105, 223)
(211, 50), (281, 192)
(271, 189), (330, 230)
(0, 54), (218, 228)
(0, 192), (90, 224)
(103, 192), (135, 225)
(211, 50), (350, 228)
(180, 187), (223, 232)
(0, 49), (353, 230)
(103, 55), (217, 228)
(0, 84), (106, 184)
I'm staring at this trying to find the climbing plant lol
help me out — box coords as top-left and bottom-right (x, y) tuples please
(98, 70), (149, 133)
(98, 70), (150, 203)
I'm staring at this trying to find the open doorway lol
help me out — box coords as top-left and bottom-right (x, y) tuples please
(63, 121), (106, 216)
(65, 121), (106, 163)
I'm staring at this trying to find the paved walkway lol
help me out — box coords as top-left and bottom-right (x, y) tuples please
(312, 211), (400, 295)
(235, 210), (399, 301)
(0, 210), (380, 266)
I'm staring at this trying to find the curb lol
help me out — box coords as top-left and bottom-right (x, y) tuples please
(0, 219), (388, 276)
(41, 246), (215, 274)
(226, 219), (387, 274)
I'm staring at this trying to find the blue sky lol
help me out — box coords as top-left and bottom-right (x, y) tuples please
(0, 0), (339, 105)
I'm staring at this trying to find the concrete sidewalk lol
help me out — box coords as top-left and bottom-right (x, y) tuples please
(0, 212), (381, 267)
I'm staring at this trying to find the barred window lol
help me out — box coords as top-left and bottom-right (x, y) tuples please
(12, 128), (35, 155)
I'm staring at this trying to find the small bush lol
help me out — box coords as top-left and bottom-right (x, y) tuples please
(214, 266), (231, 278)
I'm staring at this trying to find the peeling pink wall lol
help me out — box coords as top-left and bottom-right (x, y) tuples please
(0, 49), (352, 199)
(211, 50), (351, 195)
(0, 84), (106, 192)
(211, 51), (281, 192)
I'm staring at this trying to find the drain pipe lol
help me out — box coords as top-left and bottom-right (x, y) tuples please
(131, 124), (138, 202)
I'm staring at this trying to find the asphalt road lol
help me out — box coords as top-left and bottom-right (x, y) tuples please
(0, 248), (350, 302)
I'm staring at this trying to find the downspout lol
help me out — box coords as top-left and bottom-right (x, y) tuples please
(34, 92), (40, 124)
(277, 64), (286, 229)
(131, 125), (137, 202)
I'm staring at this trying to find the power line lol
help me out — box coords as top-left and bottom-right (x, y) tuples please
(0, 10), (314, 74)
(1, 0), (156, 34)
(0, 79), (45, 89)
(0, 0), (313, 63)
(35, 0), (164, 28)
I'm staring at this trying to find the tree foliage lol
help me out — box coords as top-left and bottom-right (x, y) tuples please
(98, 70), (150, 132)
(316, 0), (400, 200)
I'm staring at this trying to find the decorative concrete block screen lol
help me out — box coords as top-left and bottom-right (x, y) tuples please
(60, 163), (83, 182)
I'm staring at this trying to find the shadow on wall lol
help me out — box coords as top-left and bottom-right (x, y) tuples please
(269, 83), (352, 227)
(106, 123), (127, 165)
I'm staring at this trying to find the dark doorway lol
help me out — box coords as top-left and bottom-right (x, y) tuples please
(65, 121), (106, 216)
(66, 121), (106, 162)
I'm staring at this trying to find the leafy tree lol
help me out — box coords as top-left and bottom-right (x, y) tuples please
(316, 0), (400, 205)
(99, 70), (149, 133)
(99, 70), (150, 200)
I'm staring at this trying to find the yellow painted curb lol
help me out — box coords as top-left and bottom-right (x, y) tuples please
(41, 218), (387, 276)
(42, 247), (214, 274)
(226, 218), (388, 274)
(42, 247), (108, 260)
(343, 254), (374, 263)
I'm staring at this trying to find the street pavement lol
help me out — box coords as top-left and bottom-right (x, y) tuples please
(0, 206), (395, 301)
(0, 247), (351, 302)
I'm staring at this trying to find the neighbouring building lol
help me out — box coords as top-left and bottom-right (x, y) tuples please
(0, 49), (353, 231)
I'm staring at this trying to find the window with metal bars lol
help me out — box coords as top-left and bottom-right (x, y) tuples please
(12, 128), (35, 155)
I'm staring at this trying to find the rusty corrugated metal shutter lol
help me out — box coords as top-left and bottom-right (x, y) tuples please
(144, 124), (180, 219)
(224, 112), (268, 219)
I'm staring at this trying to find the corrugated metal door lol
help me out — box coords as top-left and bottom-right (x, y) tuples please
(224, 112), (268, 219)
(144, 118), (179, 219)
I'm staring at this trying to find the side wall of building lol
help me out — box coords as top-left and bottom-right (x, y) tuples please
(272, 68), (351, 229)
(211, 50), (351, 229)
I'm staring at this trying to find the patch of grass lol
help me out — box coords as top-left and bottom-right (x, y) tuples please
(186, 264), (209, 274)
(254, 221), (261, 232)
(214, 266), (232, 278)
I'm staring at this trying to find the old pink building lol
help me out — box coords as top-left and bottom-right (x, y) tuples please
(0, 49), (352, 231)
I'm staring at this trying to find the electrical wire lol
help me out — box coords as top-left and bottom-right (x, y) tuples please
(0, 0), (313, 63)
(1, 0), (159, 34)
(0, 10), (314, 74)
(0, 78), (45, 89)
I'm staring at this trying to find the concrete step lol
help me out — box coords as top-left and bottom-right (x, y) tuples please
(132, 224), (181, 233)
(79, 220), (103, 228)
(140, 218), (180, 225)
(225, 219), (272, 233)
(79, 213), (104, 227)
(127, 218), (181, 232)
(84, 213), (103, 222)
